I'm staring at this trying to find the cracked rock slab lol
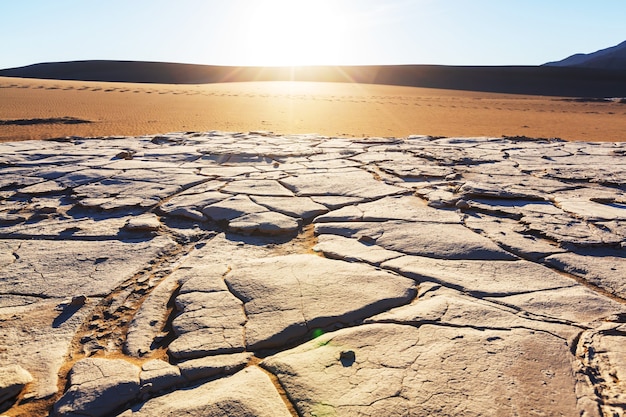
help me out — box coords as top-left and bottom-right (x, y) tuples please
(0, 299), (95, 400)
(263, 323), (584, 417)
(557, 199), (626, 221)
(314, 195), (460, 223)
(366, 284), (579, 339)
(463, 213), (566, 261)
(279, 169), (405, 199)
(139, 359), (182, 395)
(486, 284), (626, 324)
(1, 132), (626, 416)
(124, 271), (183, 357)
(0, 365), (33, 412)
(0, 237), (176, 298)
(373, 221), (518, 260)
(316, 220), (516, 260)
(169, 290), (246, 359)
(201, 195), (268, 222)
(224, 254), (417, 350)
(159, 189), (226, 221)
(313, 234), (404, 265)
(382, 255), (575, 296)
(250, 195), (329, 220)
(177, 352), (252, 382)
(228, 211), (300, 235)
(53, 358), (140, 417)
(117, 366), (292, 417)
(221, 179), (294, 197)
(577, 326), (626, 416)
(545, 252), (626, 299)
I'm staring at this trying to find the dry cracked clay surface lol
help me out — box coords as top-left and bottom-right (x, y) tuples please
(1, 131), (625, 416)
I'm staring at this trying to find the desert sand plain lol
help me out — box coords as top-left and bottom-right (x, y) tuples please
(2, 76), (626, 143)
(1, 73), (626, 417)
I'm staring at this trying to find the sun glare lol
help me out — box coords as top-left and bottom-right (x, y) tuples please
(235, 0), (354, 66)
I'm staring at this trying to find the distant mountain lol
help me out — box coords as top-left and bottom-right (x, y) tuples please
(2, 60), (626, 97)
(544, 40), (626, 70)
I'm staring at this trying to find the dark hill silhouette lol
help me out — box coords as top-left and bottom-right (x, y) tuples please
(2, 60), (626, 97)
(544, 40), (626, 70)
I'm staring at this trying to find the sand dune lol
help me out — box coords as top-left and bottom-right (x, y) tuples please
(1, 76), (625, 142)
(3, 61), (626, 97)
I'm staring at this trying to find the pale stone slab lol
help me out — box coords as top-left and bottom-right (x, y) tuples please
(18, 179), (69, 194)
(0, 299), (95, 400)
(545, 252), (626, 299)
(221, 179), (294, 196)
(367, 286), (578, 338)
(314, 195), (460, 223)
(125, 272), (184, 357)
(463, 213), (567, 261)
(314, 221), (388, 240)
(463, 198), (564, 217)
(459, 180), (546, 199)
(263, 323), (584, 417)
(310, 195), (366, 209)
(422, 187), (460, 208)
(117, 366), (292, 417)
(201, 195), (268, 222)
(0, 365), (33, 412)
(177, 352), (252, 382)
(312, 204), (363, 222)
(382, 255), (575, 296)
(197, 165), (258, 178)
(0, 215), (132, 239)
(521, 212), (623, 246)
(123, 213), (161, 231)
(54, 168), (122, 188)
(139, 359), (182, 394)
(374, 221), (517, 260)
(53, 358), (140, 417)
(599, 220), (626, 242)
(169, 291), (246, 359)
(280, 169), (405, 199)
(313, 234), (403, 265)
(458, 174), (572, 199)
(0, 237), (176, 298)
(159, 190), (227, 221)
(377, 161), (455, 179)
(225, 254), (416, 349)
(250, 195), (329, 220)
(577, 327), (626, 415)
(228, 211), (300, 235)
(557, 199), (626, 221)
(487, 285), (626, 324)
(74, 179), (181, 210)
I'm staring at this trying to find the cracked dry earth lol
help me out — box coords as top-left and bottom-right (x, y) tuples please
(1, 131), (625, 417)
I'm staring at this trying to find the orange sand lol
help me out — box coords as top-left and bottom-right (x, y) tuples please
(1, 76), (625, 142)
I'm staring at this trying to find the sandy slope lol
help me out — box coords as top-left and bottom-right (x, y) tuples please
(1, 76), (625, 142)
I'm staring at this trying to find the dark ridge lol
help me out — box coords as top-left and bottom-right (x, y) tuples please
(2, 60), (626, 97)
(0, 117), (92, 126)
(544, 40), (626, 70)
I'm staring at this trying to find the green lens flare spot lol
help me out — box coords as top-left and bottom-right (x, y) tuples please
(312, 328), (324, 339)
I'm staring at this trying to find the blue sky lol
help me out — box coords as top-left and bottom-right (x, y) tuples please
(1, 0), (624, 68)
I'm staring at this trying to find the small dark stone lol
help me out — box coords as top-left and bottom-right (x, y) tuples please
(69, 295), (87, 307)
(357, 235), (376, 245)
(115, 150), (135, 160)
(455, 199), (470, 209)
(339, 350), (356, 367)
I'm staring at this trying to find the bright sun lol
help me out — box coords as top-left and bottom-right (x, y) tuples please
(236, 0), (354, 66)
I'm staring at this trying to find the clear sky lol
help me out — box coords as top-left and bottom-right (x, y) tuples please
(1, 0), (624, 69)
